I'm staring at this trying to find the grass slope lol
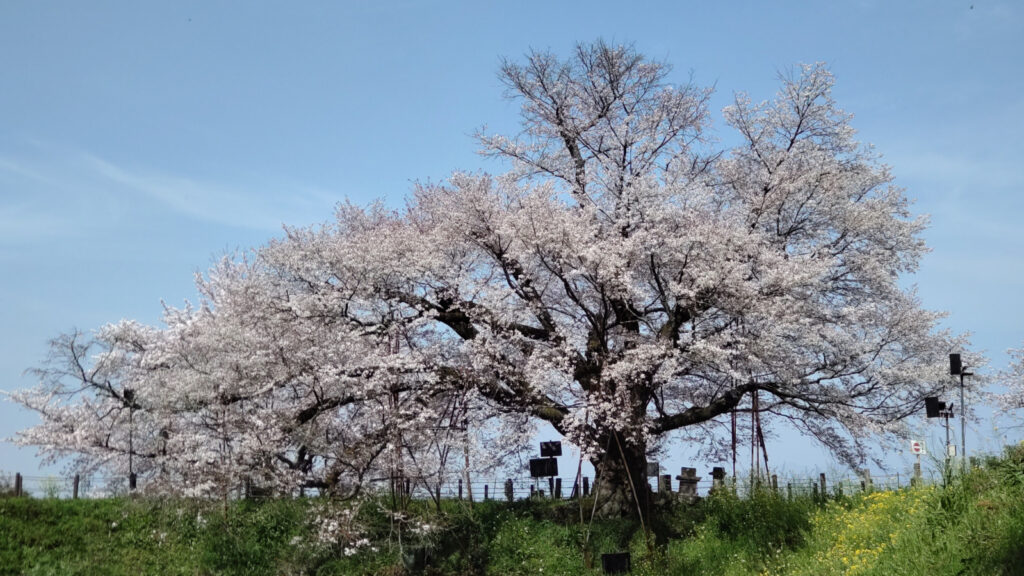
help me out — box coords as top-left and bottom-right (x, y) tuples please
(2, 446), (1024, 575)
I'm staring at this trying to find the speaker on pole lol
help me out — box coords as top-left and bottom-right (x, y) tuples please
(949, 353), (962, 376)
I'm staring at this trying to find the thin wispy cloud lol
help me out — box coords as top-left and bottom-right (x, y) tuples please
(80, 154), (338, 232)
(0, 147), (340, 244)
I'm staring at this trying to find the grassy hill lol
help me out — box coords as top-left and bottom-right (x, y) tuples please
(3, 446), (1024, 575)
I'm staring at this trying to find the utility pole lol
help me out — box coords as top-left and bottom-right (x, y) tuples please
(731, 410), (737, 479)
(950, 354), (972, 474)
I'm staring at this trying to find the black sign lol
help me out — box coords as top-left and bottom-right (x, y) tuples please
(924, 397), (946, 419)
(950, 353), (963, 376)
(540, 441), (562, 457)
(601, 552), (631, 574)
(529, 457), (558, 478)
(645, 462), (660, 477)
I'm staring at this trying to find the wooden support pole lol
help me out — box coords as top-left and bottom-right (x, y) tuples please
(505, 479), (513, 502)
(555, 478), (562, 499)
(14, 473), (22, 497)
(458, 478), (463, 500)
(818, 473), (827, 495)
(73, 474), (80, 499)
(484, 484), (489, 500)
(583, 476), (590, 497)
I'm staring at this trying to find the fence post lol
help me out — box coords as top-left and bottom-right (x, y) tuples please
(504, 479), (513, 502)
(14, 473), (22, 497)
(771, 474), (778, 493)
(583, 476), (590, 497)
(73, 474), (80, 499)
(129, 472), (137, 492)
(818, 473), (826, 495)
(548, 478), (555, 499)
(530, 484), (536, 498)
(555, 478), (562, 499)
(458, 478), (463, 500)
(484, 484), (489, 500)
(786, 482), (792, 501)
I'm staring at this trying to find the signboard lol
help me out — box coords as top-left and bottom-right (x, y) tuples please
(529, 457), (558, 478)
(645, 462), (660, 477)
(910, 439), (926, 455)
(947, 444), (957, 457)
(539, 441), (562, 457)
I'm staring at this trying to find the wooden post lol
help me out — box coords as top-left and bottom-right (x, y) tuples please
(548, 477), (555, 499)
(786, 482), (792, 501)
(505, 479), (514, 502)
(129, 472), (137, 492)
(484, 484), (489, 500)
(771, 474), (778, 493)
(555, 478), (562, 499)
(458, 478), (463, 500)
(818, 473), (826, 495)
(530, 484), (535, 497)
(14, 473), (22, 497)
(73, 474), (80, 499)
(583, 476), (590, 497)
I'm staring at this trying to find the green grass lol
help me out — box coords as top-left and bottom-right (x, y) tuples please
(3, 447), (1024, 575)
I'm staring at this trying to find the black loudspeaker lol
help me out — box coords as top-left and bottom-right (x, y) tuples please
(601, 552), (631, 574)
(529, 458), (558, 478)
(924, 397), (945, 418)
(540, 441), (562, 457)
(950, 353), (962, 376)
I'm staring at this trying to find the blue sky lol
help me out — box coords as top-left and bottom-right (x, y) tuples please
(2, 1), (1022, 479)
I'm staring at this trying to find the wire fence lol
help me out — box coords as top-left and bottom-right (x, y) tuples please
(1, 467), (940, 502)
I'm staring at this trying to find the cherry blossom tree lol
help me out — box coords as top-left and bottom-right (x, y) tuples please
(10, 41), (969, 516)
(997, 347), (1024, 416)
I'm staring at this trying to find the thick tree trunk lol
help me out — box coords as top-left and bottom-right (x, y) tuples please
(590, 434), (650, 519)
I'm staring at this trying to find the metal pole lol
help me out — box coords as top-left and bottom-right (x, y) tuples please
(960, 372), (966, 474)
(945, 412), (950, 469)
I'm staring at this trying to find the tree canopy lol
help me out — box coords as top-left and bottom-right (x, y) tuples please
(9, 41), (969, 513)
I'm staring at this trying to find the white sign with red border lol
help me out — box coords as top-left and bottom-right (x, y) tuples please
(910, 439), (926, 455)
